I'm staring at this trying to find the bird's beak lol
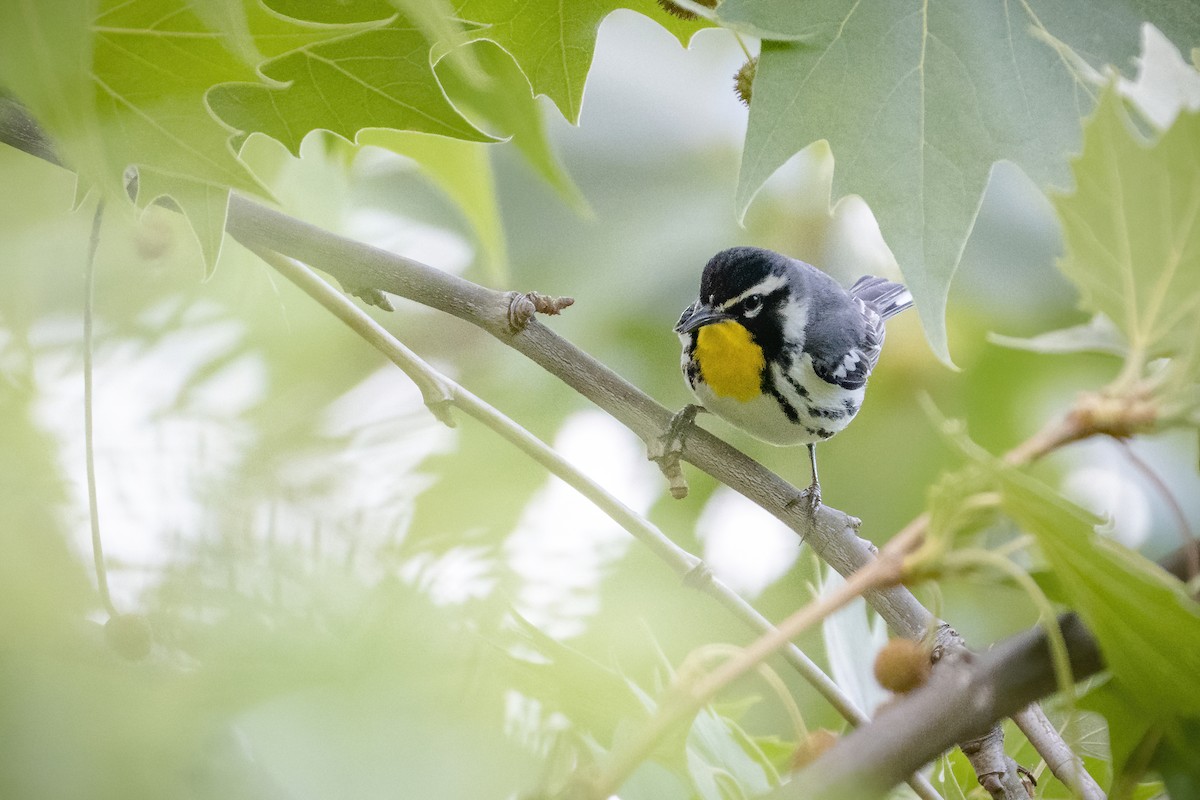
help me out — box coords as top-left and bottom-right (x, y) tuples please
(674, 303), (731, 334)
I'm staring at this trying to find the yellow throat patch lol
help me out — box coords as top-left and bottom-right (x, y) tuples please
(694, 320), (764, 402)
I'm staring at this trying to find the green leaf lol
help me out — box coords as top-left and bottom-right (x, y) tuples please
(0, 0), (105, 204)
(388, 0), (486, 82)
(1156, 719), (1200, 800)
(359, 129), (508, 280)
(988, 314), (1129, 357)
(437, 41), (587, 211)
(190, 0), (262, 68)
(1054, 87), (1200, 376)
(0, 0), (280, 269)
(996, 464), (1200, 719)
(720, 0), (1200, 366)
(455, 0), (708, 122)
(247, 1), (388, 60)
(95, 0), (291, 269)
(686, 708), (773, 799)
(1078, 678), (1155, 783)
(1081, 680), (1200, 798)
(209, 20), (493, 156)
(260, 0), (396, 25)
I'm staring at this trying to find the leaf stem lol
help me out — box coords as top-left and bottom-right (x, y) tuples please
(1114, 437), (1199, 581)
(733, 31), (754, 61)
(84, 201), (117, 619)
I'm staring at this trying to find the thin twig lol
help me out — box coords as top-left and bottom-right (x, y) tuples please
(1002, 410), (1091, 467)
(1010, 705), (1098, 800)
(1114, 437), (1199, 581)
(84, 200), (117, 619)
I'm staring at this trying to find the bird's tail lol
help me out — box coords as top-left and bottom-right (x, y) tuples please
(849, 275), (913, 320)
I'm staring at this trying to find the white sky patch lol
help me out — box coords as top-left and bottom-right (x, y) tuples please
(1117, 24), (1200, 131)
(581, 11), (748, 157)
(504, 410), (660, 640)
(822, 193), (904, 284)
(25, 303), (457, 613)
(820, 566), (890, 714)
(273, 366), (458, 580)
(1062, 465), (1152, 550)
(30, 311), (258, 612)
(695, 488), (800, 599)
(399, 546), (496, 606)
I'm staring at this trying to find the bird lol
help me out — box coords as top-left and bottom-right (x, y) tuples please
(673, 246), (912, 508)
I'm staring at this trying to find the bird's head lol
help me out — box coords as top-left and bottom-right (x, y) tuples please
(675, 247), (795, 347)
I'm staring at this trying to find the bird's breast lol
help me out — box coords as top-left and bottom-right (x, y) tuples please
(693, 321), (764, 402)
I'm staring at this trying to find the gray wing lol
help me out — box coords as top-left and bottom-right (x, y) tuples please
(800, 268), (885, 390)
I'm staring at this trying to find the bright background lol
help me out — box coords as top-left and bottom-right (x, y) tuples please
(2, 11), (1197, 799)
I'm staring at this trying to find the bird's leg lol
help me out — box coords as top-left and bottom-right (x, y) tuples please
(801, 443), (822, 513)
(648, 404), (705, 499)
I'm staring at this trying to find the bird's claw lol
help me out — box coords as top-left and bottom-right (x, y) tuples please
(649, 405), (703, 499)
(782, 484), (820, 515)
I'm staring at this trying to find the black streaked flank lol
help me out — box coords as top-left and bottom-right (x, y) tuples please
(767, 384), (800, 424)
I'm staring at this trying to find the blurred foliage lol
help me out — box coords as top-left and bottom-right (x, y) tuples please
(1, 2), (1199, 800)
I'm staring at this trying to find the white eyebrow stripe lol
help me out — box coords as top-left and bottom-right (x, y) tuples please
(720, 273), (788, 309)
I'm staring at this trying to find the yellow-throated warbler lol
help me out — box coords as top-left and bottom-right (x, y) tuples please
(675, 246), (912, 505)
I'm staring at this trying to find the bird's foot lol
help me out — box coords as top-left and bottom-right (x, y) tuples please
(787, 481), (821, 518)
(648, 404), (704, 499)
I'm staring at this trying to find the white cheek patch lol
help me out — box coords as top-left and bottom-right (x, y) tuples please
(721, 273), (789, 310)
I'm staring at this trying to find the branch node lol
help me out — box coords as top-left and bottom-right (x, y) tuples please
(681, 561), (715, 590)
(649, 405), (703, 499)
(1016, 764), (1037, 790)
(1072, 388), (1157, 439)
(666, 469), (690, 500)
(425, 397), (456, 428)
(506, 291), (574, 331)
(931, 623), (964, 665)
(339, 280), (394, 311)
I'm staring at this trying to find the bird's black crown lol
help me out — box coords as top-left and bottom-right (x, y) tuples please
(699, 247), (788, 304)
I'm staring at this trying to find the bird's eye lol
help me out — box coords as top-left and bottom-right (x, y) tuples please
(742, 294), (764, 317)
